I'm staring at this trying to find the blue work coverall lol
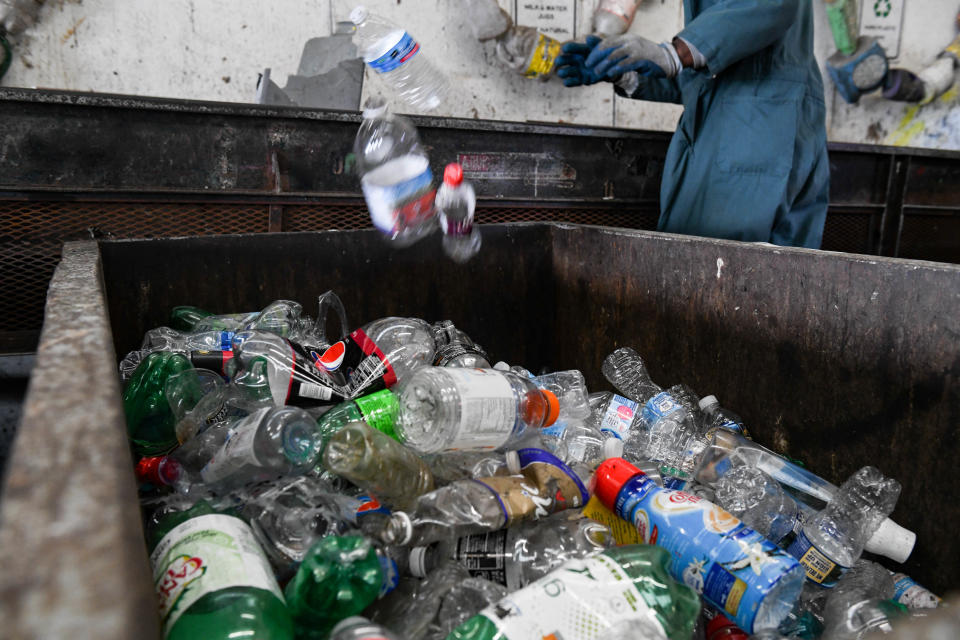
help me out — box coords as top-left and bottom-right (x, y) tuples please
(617, 0), (829, 248)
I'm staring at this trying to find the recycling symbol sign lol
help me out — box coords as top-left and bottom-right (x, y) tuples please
(874, 0), (892, 17)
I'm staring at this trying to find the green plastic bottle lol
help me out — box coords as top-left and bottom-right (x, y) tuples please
(316, 389), (400, 445)
(284, 535), (385, 639)
(124, 352), (194, 455)
(170, 306), (216, 332)
(147, 501), (294, 640)
(446, 545), (700, 640)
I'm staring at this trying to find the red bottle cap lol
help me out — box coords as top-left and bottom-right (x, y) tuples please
(592, 457), (643, 510)
(135, 456), (164, 485)
(443, 162), (464, 187)
(706, 614), (748, 640)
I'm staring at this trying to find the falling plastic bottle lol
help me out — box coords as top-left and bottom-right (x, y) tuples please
(436, 163), (481, 263)
(593, 0), (644, 37)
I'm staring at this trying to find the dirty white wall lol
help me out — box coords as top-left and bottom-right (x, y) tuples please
(3, 0), (959, 150)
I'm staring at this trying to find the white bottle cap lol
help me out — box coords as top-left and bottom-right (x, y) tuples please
(349, 6), (368, 25)
(409, 546), (429, 578)
(505, 450), (522, 475)
(392, 511), (413, 546)
(865, 517), (916, 564)
(602, 437), (624, 460)
(698, 395), (719, 411)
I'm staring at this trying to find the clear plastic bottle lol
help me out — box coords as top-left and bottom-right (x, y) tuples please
(432, 320), (491, 368)
(890, 572), (941, 609)
(316, 316), (437, 394)
(408, 513), (615, 590)
(593, 0), (644, 37)
(446, 545), (701, 640)
(330, 616), (403, 640)
(493, 25), (562, 79)
(436, 163), (481, 263)
(353, 98), (438, 244)
(394, 367), (560, 453)
(699, 394), (751, 439)
(323, 420), (436, 510)
(786, 467), (901, 588)
(821, 560), (906, 639)
(380, 448), (588, 547)
(350, 6), (449, 110)
(315, 389), (400, 446)
(593, 457), (806, 633)
(715, 466), (804, 547)
(433, 576), (510, 639)
(460, 0), (512, 41)
(198, 406), (323, 494)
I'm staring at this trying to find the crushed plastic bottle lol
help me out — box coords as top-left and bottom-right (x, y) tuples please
(436, 163), (481, 263)
(715, 466), (804, 547)
(350, 7), (449, 110)
(394, 367), (560, 453)
(820, 560), (907, 639)
(354, 98), (438, 243)
(432, 320), (491, 368)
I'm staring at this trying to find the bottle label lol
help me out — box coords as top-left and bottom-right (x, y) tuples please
(189, 350), (234, 378)
(641, 391), (682, 425)
(786, 530), (849, 588)
(150, 513), (283, 638)
(474, 448), (588, 527)
(615, 474), (801, 633)
(441, 368), (518, 450)
(200, 408), (268, 484)
(524, 33), (562, 78)
(314, 328), (399, 397)
(368, 31), (420, 73)
(598, 394), (639, 440)
(476, 553), (666, 640)
(262, 338), (344, 406)
(455, 528), (522, 590)
(891, 573), (941, 609)
(378, 555), (400, 597)
(361, 157), (435, 235)
(355, 389), (400, 438)
(598, 0), (641, 21)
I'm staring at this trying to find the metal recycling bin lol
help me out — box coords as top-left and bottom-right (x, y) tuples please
(2, 223), (959, 638)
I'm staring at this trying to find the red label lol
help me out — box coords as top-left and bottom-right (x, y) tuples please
(617, 405), (634, 420)
(351, 328), (398, 387)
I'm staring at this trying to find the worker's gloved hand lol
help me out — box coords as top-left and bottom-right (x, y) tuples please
(555, 36), (604, 86)
(585, 34), (680, 80)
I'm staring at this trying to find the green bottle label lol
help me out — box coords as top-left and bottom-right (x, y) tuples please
(355, 390), (399, 439)
(150, 514), (284, 638)
(471, 553), (666, 639)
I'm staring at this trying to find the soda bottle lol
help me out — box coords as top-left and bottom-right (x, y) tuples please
(323, 420), (436, 510)
(316, 389), (400, 446)
(315, 316), (436, 395)
(436, 163), (481, 263)
(593, 0), (644, 37)
(330, 616), (403, 640)
(446, 545), (701, 640)
(349, 6), (449, 110)
(409, 512), (615, 590)
(432, 320), (491, 368)
(283, 535), (386, 639)
(786, 467), (902, 588)
(394, 367), (560, 453)
(146, 500), (293, 639)
(124, 351), (195, 455)
(381, 448), (588, 547)
(199, 406), (323, 494)
(592, 458), (806, 633)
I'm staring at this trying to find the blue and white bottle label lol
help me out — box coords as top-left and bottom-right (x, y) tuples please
(641, 391), (681, 425)
(599, 395), (639, 440)
(368, 32), (420, 73)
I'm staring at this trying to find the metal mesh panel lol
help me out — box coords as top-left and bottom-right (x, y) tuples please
(820, 210), (876, 255)
(0, 201), (269, 334)
(897, 212), (960, 264)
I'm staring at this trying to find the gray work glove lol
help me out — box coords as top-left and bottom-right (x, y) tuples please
(584, 34), (681, 80)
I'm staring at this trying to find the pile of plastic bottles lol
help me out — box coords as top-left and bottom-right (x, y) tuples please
(123, 294), (941, 640)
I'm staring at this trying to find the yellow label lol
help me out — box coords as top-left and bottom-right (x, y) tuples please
(799, 545), (837, 584)
(524, 34), (562, 78)
(583, 496), (643, 545)
(724, 576), (747, 616)
(946, 35), (960, 60)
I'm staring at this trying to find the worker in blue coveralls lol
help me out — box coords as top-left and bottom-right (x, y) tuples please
(556, 0), (829, 248)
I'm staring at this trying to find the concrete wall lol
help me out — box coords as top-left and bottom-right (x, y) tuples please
(3, 0), (959, 150)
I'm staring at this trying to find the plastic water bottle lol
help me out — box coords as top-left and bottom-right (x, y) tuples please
(821, 560), (906, 639)
(890, 572), (941, 609)
(315, 316), (437, 394)
(715, 466), (804, 547)
(593, 0), (644, 37)
(432, 320), (491, 368)
(408, 513), (615, 590)
(493, 25), (563, 79)
(322, 421), (436, 510)
(394, 367), (560, 453)
(198, 406), (323, 494)
(380, 448), (588, 547)
(146, 500), (294, 639)
(446, 545), (701, 640)
(349, 6), (449, 110)
(699, 394), (751, 439)
(592, 458), (806, 633)
(460, 0), (512, 41)
(330, 616), (403, 640)
(353, 98), (438, 244)
(786, 466), (902, 588)
(436, 163), (482, 263)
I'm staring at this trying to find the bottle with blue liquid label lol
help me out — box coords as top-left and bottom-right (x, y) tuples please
(592, 458), (805, 634)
